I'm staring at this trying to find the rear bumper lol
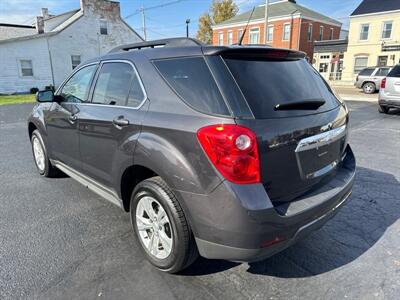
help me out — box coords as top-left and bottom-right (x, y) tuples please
(195, 188), (352, 262)
(175, 146), (356, 262)
(379, 94), (400, 108)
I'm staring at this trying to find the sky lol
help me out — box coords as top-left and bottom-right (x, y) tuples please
(0, 0), (361, 40)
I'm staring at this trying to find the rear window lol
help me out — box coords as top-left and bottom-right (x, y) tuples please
(154, 57), (230, 116)
(223, 57), (340, 119)
(358, 68), (375, 76)
(388, 65), (400, 78)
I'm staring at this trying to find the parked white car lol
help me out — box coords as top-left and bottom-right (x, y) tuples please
(379, 65), (400, 114)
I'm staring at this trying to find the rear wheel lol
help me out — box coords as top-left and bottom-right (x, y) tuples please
(378, 105), (389, 114)
(363, 82), (376, 94)
(130, 177), (198, 273)
(30, 130), (60, 177)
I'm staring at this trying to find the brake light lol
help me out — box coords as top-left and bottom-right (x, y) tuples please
(381, 78), (386, 89)
(197, 125), (260, 184)
(264, 50), (289, 59)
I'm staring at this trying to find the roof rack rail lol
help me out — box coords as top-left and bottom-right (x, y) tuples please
(109, 37), (203, 53)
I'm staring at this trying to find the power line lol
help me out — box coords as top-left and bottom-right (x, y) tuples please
(124, 0), (186, 19)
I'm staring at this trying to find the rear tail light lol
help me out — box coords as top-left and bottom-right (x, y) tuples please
(356, 75), (359, 82)
(197, 124), (261, 184)
(381, 77), (386, 89)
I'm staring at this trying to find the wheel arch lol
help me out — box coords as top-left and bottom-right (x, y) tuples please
(120, 164), (158, 212)
(362, 81), (376, 87)
(28, 122), (37, 139)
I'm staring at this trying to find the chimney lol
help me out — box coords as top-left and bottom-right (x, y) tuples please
(35, 16), (44, 34)
(41, 8), (49, 19)
(79, 0), (121, 17)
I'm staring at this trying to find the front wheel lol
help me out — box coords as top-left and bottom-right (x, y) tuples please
(130, 177), (198, 273)
(30, 129), (60, 177)
(363, 82), (376, 94)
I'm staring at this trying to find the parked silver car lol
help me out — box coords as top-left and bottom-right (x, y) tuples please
(355, 67), (392, 94)
(379, 65), (400, 114)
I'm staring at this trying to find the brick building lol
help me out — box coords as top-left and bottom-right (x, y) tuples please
(212, 0), (342, 59)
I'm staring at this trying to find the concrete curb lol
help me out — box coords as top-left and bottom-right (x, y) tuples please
(339, 95), (377, 102)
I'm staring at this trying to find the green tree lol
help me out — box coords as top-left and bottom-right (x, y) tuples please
(196, 0), (238, 44)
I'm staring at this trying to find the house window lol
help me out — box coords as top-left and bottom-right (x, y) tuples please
(100, 20), (108, 35)
(382, 21), (392, 39)
(218, 32), (224, 45)
(283, 24), (290, 41)
(354, 57), (368, 73)
(227, 31), (233, 45)
(71, 55), (81, 69)
(359, 24), (369, 40)
(237, 29), (244, 43)
(267, 25), (274, 42)
(307, 24), (313, 41)
(378, 56), (388, 67)
(319, 26), (324, 41)
(329, 28), (334, 40)
(319, 63), (329, 73)
(20, 59), (33, 77)
(249, 28), (260, 44)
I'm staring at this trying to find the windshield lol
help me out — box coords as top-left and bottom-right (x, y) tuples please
(224, 57), (340, 119)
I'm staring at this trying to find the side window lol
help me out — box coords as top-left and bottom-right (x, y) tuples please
(127, 71), (145, 108)
(358, 68), (374, 76)
(60, 64), (97, 103)
(377, 68), (389, 76)
(154, 57), (229, 116)
(92, 62), (134, 106)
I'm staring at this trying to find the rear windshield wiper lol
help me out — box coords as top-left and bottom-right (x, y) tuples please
(274, 100), (326, 111)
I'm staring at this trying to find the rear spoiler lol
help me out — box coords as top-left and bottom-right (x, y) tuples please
(202, 46), (306, 60)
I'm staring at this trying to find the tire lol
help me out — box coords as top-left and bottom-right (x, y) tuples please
(378, 105), (389, 114)
(363, 82), (376, 94)
(30, 129), (60, 177)
(130, 176), (198, 273)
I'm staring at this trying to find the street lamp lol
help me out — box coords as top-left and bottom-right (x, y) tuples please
(186, 19), (190, 37)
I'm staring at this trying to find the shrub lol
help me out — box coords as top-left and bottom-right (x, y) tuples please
(45, 85), (55, 92)
(30, 87), (39, 94)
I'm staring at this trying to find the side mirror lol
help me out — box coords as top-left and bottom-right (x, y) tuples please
(36, 90), (54, 102)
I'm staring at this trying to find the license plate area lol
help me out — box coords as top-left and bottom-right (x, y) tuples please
(295, 125), (346, 180)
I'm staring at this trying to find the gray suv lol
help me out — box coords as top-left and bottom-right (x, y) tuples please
(28, 38), (355, 273)
(355, 66), (392, 94)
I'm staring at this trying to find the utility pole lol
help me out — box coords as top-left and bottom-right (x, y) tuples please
(264, 0), (269, 44)
(186, 19), (190, 37)
(141, 6), (147, 41)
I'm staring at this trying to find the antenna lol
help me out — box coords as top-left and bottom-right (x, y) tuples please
(238, 7), (256, 45)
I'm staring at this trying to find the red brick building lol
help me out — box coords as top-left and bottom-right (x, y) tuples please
(212, 0), (342, 59)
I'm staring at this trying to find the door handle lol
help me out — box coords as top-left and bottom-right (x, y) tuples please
(394, 82), (400, 86)
(113, 117), (129, 128)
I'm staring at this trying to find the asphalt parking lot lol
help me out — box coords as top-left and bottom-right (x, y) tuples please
(0, 101), (399, 300)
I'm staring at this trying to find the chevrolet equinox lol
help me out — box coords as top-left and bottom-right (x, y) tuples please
(28, 38), (356, 273)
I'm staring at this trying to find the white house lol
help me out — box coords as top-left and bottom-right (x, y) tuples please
(0, 0), (142, 94)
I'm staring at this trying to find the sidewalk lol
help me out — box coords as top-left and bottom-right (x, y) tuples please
(332, 85), (378, 102)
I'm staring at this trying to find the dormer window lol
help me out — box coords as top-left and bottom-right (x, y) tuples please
(100, 20), (108, 35)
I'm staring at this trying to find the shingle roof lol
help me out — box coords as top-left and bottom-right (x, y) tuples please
(351, 0), (400, 16)
(314, 39), (348, 53)
(214, 0), (341, 27)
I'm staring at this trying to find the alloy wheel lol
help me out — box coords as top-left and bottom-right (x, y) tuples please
(32, 136), (45, 172)
(136, 196), (173, 259)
